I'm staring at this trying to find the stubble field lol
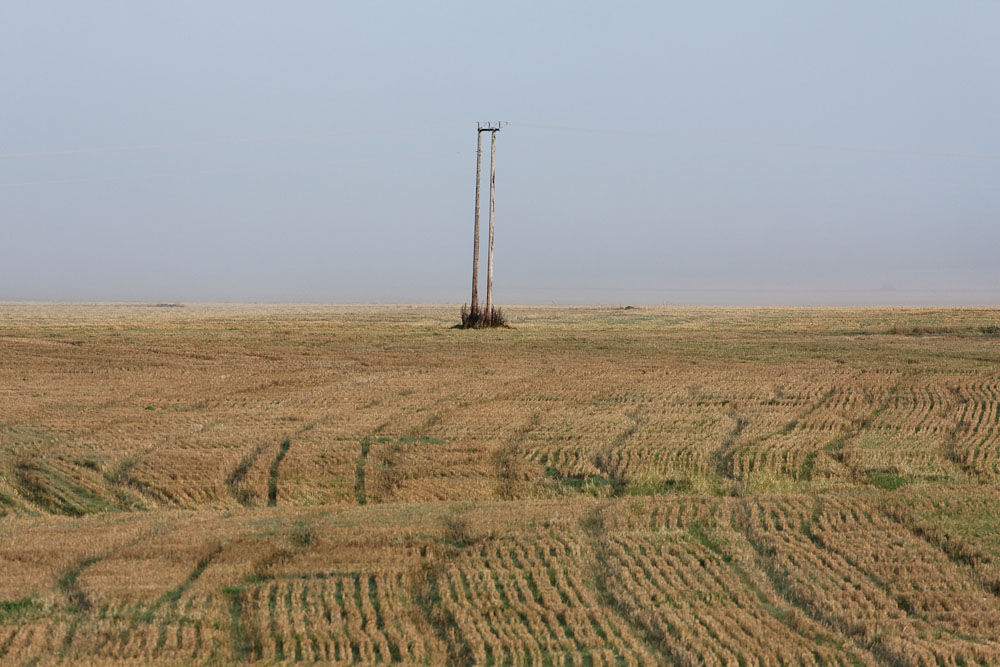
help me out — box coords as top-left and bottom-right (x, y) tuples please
(2, 303), (1000, 665)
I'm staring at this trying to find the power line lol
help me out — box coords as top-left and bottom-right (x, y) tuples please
(504, 285), (1000, 294)
(509, 122), (1000, 161)
(0, 123), (464, 161)
(0, 149), (466, 188)
(5, 120), (996, 164)
(6, 120), (996, 163)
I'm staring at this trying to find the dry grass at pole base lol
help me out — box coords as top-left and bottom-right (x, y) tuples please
(1, 303), (1000, 663)
(459, 303), (508, 329)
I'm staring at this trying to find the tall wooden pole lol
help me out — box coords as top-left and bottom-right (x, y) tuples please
(485, 129), (497, 323)
(471, 130), (482, 314)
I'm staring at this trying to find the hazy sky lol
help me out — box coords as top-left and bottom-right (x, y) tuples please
(2, 2), (998, 305)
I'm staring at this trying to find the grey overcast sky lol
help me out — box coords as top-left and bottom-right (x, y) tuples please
(2, 2), (998, 305)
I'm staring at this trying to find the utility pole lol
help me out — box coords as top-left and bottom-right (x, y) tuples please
(463, 123), (504, 326)
(471, 130), (483, 316)
(485, 127), (498, 323)
(470, 122), (503, 325)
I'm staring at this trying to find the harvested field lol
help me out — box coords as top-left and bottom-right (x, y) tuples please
(2, 303), (1000, 664)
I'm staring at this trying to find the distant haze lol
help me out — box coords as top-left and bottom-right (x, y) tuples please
(2, 2), (998, 305)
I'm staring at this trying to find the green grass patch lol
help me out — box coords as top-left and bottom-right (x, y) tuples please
(267, 438), (292, 506)
(355, 437), (372, 505)
(224, 585), (259, 661)
(0, 598), (45, 624)
(398, 435), (443, 445)
(544, 467), (620, 497)
(58, 556), (100, 613)
(226, 443), (267, 507)
(865, 471), (913, 491)
(687, 522), (732, 561)
(13, 461), (114, 517)
(288, 520), (315, 548)
(135, 544), (223, 623)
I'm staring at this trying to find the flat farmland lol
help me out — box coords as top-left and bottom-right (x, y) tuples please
(2, 303), (1000, 665)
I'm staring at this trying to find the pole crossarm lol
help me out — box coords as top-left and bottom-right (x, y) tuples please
(477, 121), (506, 132)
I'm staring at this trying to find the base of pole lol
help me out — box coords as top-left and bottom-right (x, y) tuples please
(459, 304), (508, 329)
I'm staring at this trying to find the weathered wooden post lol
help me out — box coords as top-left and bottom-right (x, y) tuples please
(467, 122), (503, 327)
(471, 128), (483, 316)
(485, 127), (498, 323)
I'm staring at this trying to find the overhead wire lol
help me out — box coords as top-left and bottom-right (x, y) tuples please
(0, 123), (465, 160)
(504, 285), (1000, 294)
(0, 148), (469, 188)
(4, 120), (997, 163)
(508, 122), (1000, 161)
(3, 120), (996, 189)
